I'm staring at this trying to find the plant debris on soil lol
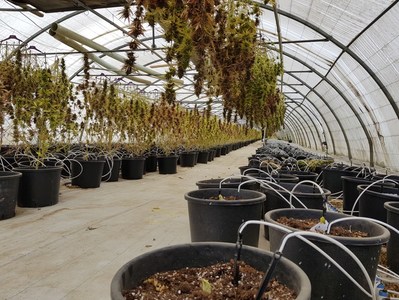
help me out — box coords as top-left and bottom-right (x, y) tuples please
(122, 260), (297, 300)
(276, 217), (369, 237)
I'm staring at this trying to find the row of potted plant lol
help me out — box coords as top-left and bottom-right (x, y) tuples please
(0, 49), (262, 220)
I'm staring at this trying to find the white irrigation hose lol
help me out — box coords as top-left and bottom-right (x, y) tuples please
(0, 155), (13, 171)
(289, 180), (325, 208)
(243, 168), (278, 183)
(350, 178), (399, 216)
(67, 158), (83, 180)
(220, 175), (260, 190)
(378, 265), (399, 281)
(257, 180), (308, 208)
(101, 157), (114, 180)
(238, 220), (374, 299)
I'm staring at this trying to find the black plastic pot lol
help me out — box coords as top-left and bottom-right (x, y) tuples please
(261, 182), (331, 240)
(71, 159), (105, 188)
(157, 155), (178, 174)
(322, 167), (358, 193)
(245, 171), (299, 184)
(265, 208), (390, 300)
(208, 149), (216, 161)
(220, 145), (228, 155)
(102, 158), (121, 182)
(14, 166), (62, 207)
(145, 155), (157, 172)
(341, 176), (394, 215)
(197, 150), (209, 164)
(121, 157), (145, 180)
(185, 188), (266, 246)
(384, 201), (399, 273)
(0, 171), (22, 220)
(110, 242), (311, 300)
(214, 147), (222, 157)
(196, 178), (258, 190)
(278, 170), (318, 182)
(179, 151), (196, 167)
(357, 184), (399, 222)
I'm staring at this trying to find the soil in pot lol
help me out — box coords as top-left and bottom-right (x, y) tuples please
(122, 260), (296, 300)
(111, 242), (311, 300)
(261, 182), (331, 240)
(276, 217), (368, 237)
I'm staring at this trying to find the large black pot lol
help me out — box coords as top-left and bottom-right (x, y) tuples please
(278, 170), (318, 182)
(261, 182), (331, 240)
(102, 158), (121, 182)
(110, 242), (311, 300)
(322, 167), (358, 194)
(341, 176), (394, 215)
(14, 166), (62, 207)
(384, 201), (399, 273)
(265, 208), (390, 300)
(157, 155), (178, 174)
(196, 177), (258, 190)
(121, 157), (145, 180)
(357, 184), (399, 222)
(144, 155), (157, 172)
(185, 188), (265, 246)
(214, 147), (222, 157)
(71, 159), (105, 188)
(245, 171), (299, 184)
(0, 171), (22, 220)
(179, 151), (196, 167)
(197, 150), (209, 164)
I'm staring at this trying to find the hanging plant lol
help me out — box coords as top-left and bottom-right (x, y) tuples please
(120, 0), (266, 106)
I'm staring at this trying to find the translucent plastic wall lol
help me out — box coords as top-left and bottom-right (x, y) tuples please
(259, 0), (399, 171)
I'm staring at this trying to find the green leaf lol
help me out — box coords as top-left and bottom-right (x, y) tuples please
(200, 278), (212, 295)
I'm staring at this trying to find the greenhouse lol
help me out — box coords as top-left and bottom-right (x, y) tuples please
(1, 0), (399, 299)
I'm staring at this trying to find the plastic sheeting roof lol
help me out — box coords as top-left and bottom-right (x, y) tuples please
(1, 0), (399, 171)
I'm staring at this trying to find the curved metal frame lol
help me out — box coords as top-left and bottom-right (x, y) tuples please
(285, 100), (320, 149)
(279, 79), (333, 151)
(286, 102), (317, 148)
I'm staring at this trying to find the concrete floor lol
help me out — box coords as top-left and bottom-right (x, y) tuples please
(0, 141), (270, 300)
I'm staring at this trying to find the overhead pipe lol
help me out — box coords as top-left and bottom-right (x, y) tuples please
(49, 29), (151, 85)
(50, 23), (183, 85)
